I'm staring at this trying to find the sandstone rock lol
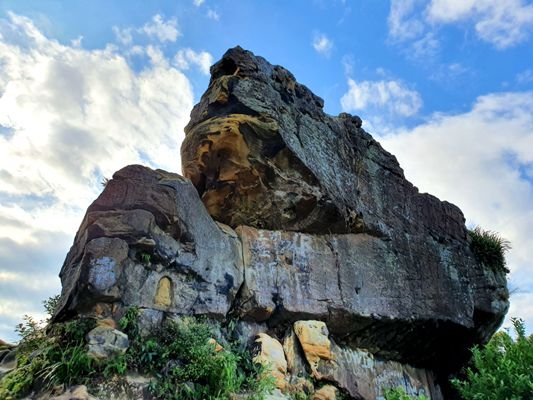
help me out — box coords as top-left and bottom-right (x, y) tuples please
(328, 342), (441, 399)
(293, 321), (335, 380)
(312, 385), (337, 400)
(41, 47), (510, 399)
(54, 165), (244, 322)
(182, 47), (508, 374)
(87, 326), (129, 360)
(50, 385), (97, 400)
(282, 328), (307, 377)
(253, 333), (288, 390)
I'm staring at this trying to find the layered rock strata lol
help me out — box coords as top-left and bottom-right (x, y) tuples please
(51, 47), (509, 399)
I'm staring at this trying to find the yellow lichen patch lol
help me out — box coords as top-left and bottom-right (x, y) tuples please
(293, 320), (334, 379)
(312, 385), (338, 400)
(253, 333), (288, 390)
(154, 276), (172, 307)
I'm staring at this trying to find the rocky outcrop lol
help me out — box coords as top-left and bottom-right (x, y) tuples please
(47, 47), (509, 399)
(54, 165), (244, 322)
(181, 46), (508, 373)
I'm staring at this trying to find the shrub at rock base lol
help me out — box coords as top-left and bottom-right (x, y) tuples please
(451, 318), (533, 400)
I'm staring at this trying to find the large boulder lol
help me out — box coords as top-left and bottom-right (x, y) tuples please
(54, 165), (244, 322)
(44, 47), (509, 399)
(181, 46), (508, 374)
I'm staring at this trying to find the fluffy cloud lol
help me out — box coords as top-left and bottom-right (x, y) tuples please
(0, 12), (194, 341)
(141, 14), (180, 43)
(174, 48), (214, 75)
(207, 9), (221, 21)
(389, 0), (533, 49)
(377, 91), (533, 331)
(341, 78), (422, 117)
(312, 32), (333, 57)
(388, 0), (426, 41)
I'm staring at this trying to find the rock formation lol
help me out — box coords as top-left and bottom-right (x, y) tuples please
(46, 47), (508, 399)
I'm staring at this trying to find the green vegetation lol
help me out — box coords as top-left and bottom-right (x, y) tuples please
(452, 318), (533, 400)
(120, 307), (274, 399)
(139, 251), (152, 264)
(0, 315), (103, 399)
(468, 226), (511, 273)
(383, 387), (429, 400)
(0, 301), (274, 400)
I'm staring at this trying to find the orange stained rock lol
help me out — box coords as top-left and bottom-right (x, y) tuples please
(154, 276), (172, 307)
(253, 333), (288, 390)
(312, 385), (338, 400)
(293, 320), (334, 378)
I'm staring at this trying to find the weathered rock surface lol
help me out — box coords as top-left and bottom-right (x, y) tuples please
(55, 165), (244, 321)
(87, 326), (129, 360)
(40, 47), (510, 399)
(253, 333), (288, 390)
(181, 46), (508, 374)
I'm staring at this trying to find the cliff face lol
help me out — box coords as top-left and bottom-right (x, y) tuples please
(52, 47), (508, 399)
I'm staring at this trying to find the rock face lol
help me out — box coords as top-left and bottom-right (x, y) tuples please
(51, 47), (509, 399)
(55, 165), (244, 322)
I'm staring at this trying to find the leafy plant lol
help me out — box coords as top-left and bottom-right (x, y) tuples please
(42, 294), (61, 319)
(383, 387), (429, 400)
(2, 298), (275, 400)
(469, 227), (511, 273)
(119, 312), (275, 399)
(451, 317), (533, 400)
(139, 252), (151, 264)
(0, 316), (98, 399)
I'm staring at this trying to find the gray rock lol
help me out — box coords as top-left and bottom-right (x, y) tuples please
(54, 165), (244, 321)
(181, 47), (508, 374)
(87, 326), (129, 359)
(0, 348), (17, 377)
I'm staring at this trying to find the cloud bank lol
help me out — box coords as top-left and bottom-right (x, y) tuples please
(0, 12), (196, 341)
(389, 0), (533, 51)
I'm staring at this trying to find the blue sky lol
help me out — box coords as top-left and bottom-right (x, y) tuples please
(0, 0), (532, 342)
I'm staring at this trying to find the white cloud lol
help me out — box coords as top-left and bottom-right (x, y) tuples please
(207, 9), (220, 21)
(312, 32), (333, 57)
(388, 0), (426, 41)
(388, 0), (533, 50)
(174, 48), (214, 75)
(341, 78), (422, 117)
(0, 12), (194, 341)
(377, 91), (533, 331)
(410, 32), (440, 59)
(427, 0), (533, 48)
(193, 0), (205, 6)
(516, 69), (533, 84)
(112, 26), (133, 45)
(140, 14), (180, 43)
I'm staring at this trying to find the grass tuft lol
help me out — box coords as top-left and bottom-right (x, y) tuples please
(469, 226), (511, 273)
